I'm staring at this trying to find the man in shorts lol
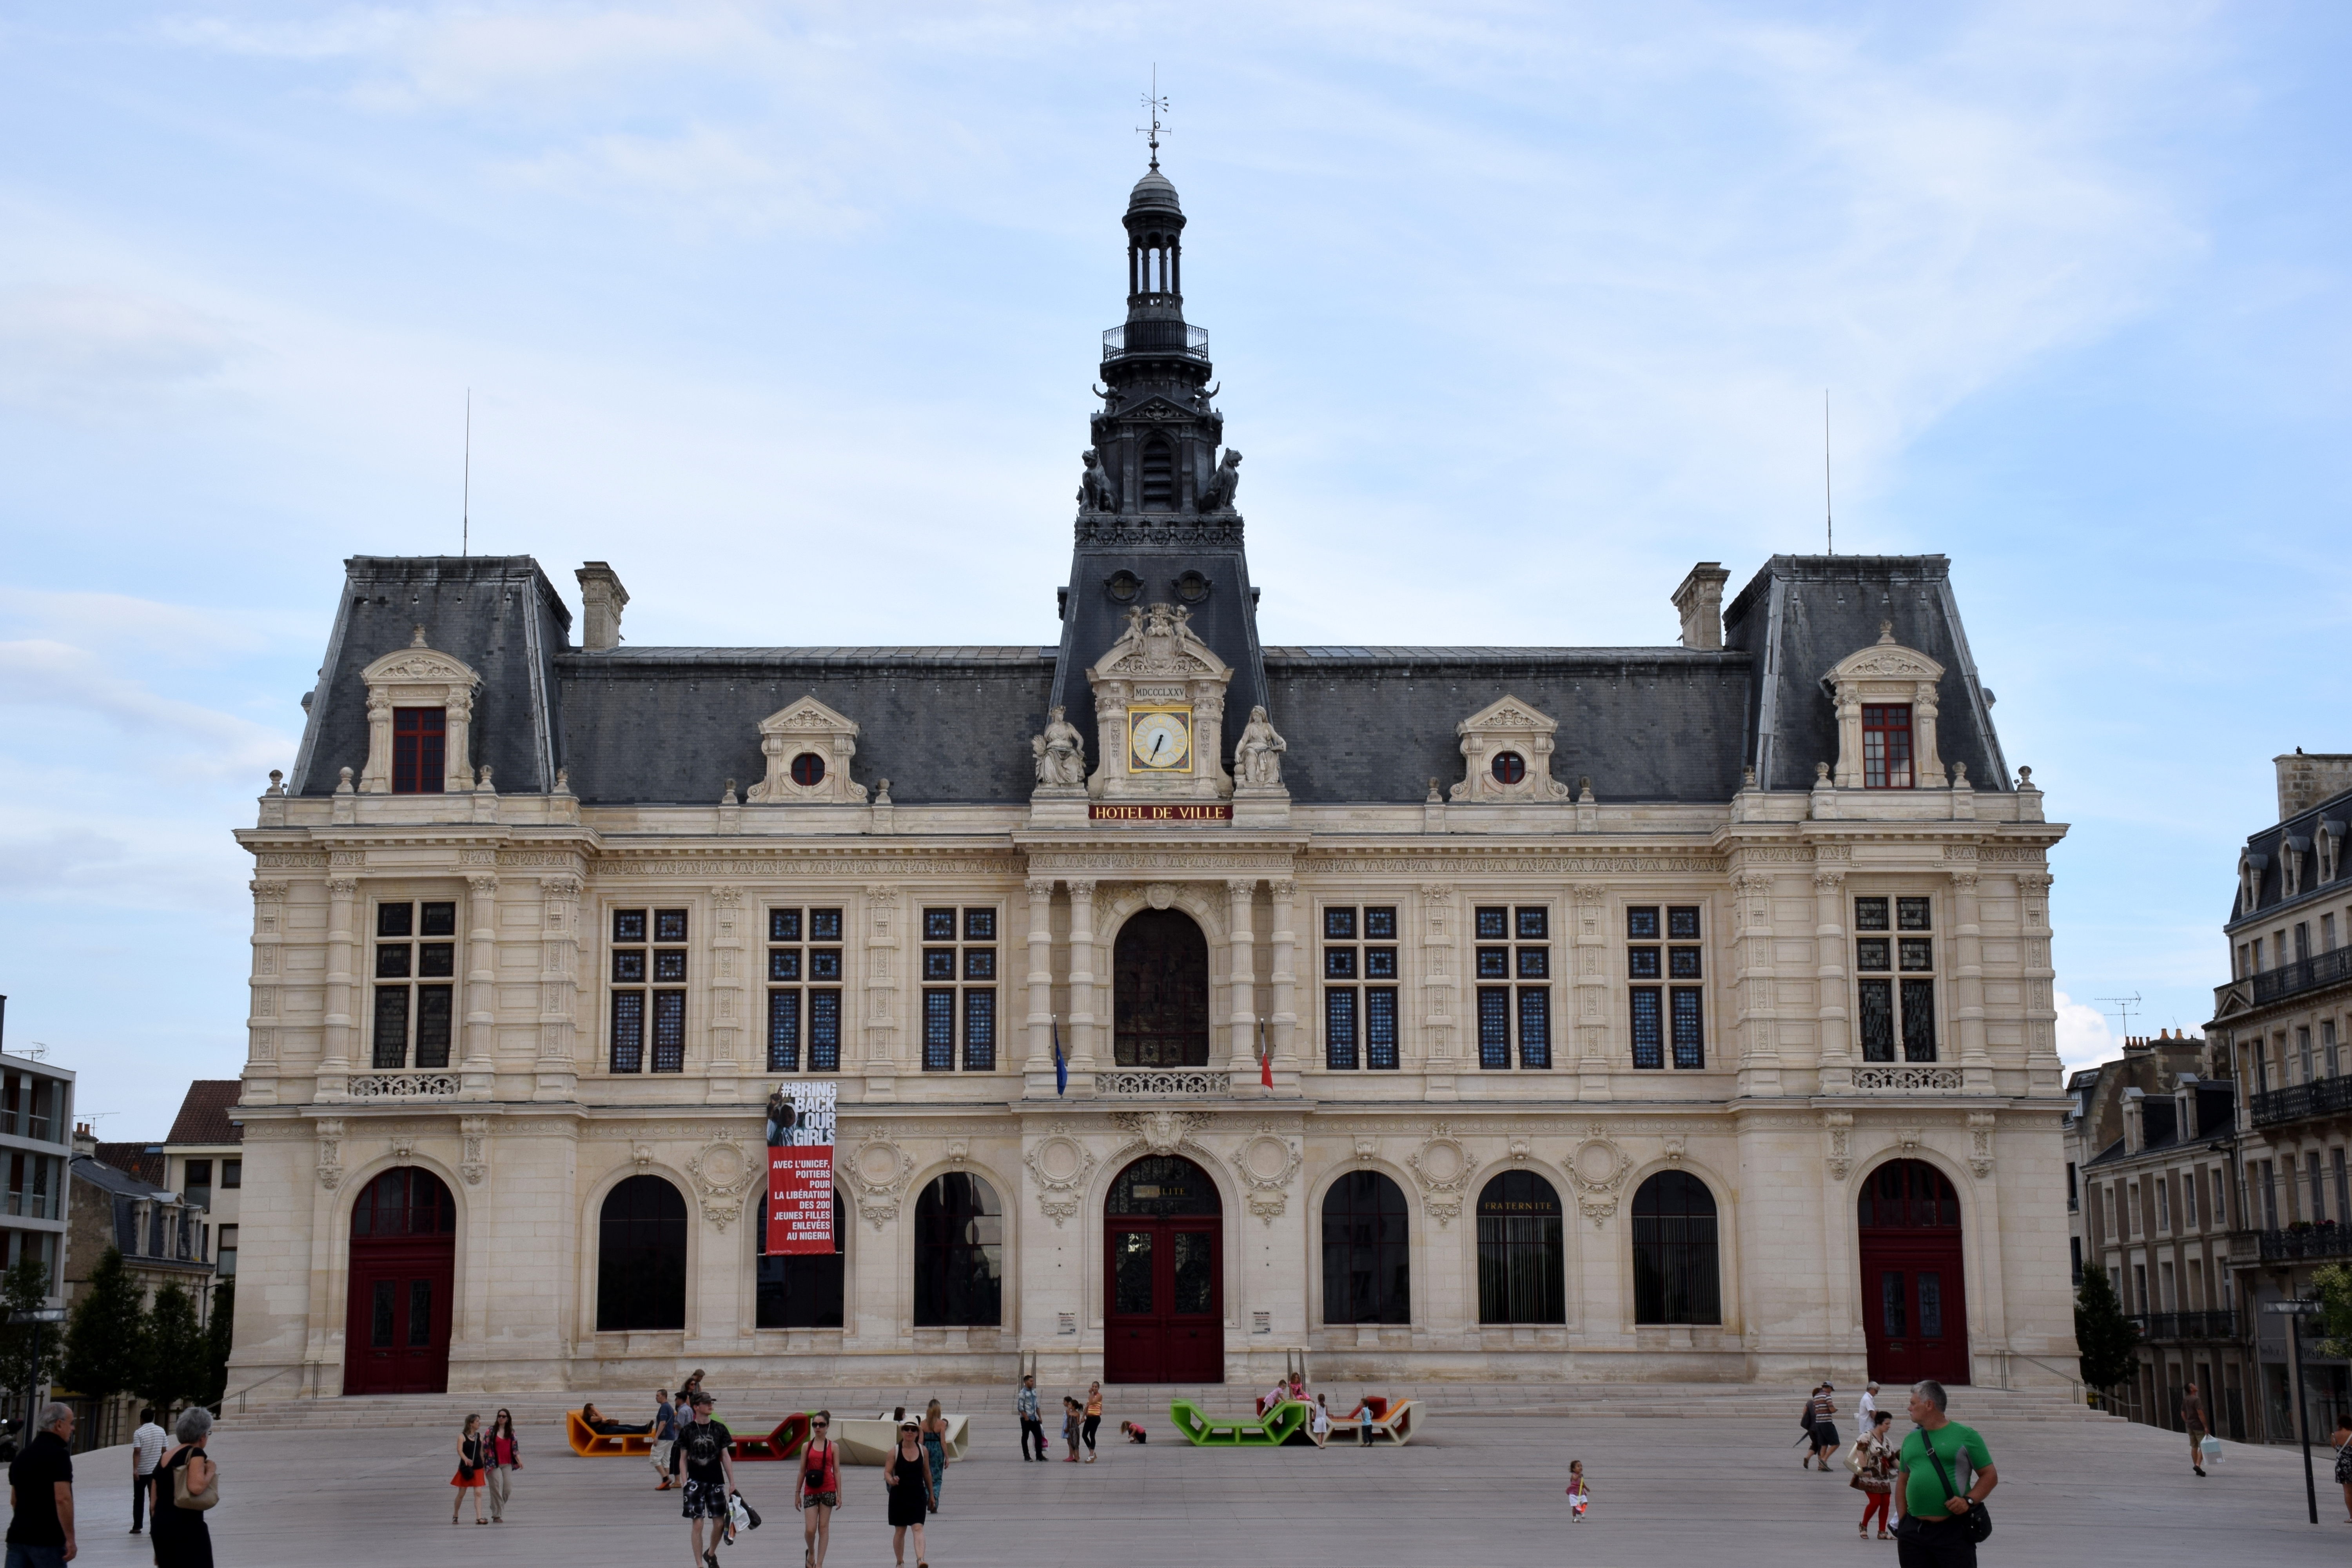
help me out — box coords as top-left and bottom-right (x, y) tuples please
(668, 1392), (736, 1568)
(2180, 1382), (2210, 1476)
(1892, 1379), (1998, 1567)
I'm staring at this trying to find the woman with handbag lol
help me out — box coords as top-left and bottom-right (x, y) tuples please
(149, 1405), (218, 1568)
(1851, 1410), (1896, 1540)
(485, 1408), (522, 1523)
(451, 1412), (489, 1525)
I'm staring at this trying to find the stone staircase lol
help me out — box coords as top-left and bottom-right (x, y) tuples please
(230, 1380), (2117, 1432)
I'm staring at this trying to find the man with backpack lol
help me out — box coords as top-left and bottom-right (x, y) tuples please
(1891, 1380), (1998, 1566)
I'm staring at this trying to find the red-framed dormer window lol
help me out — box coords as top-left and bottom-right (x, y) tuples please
(1861, 705), (1914, 789)
(392, 707), (446, 794)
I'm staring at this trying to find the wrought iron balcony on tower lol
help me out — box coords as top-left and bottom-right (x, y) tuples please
(1103, 321), (1210, 361)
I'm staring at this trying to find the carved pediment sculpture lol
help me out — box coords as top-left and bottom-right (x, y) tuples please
(356, 628), (481, 795)
(1233, 704), (1287, 794)
(1450, 693), (1572, 802)
(1031, 704), (1089, 793)
(1083, 603), (1236, 802)
(745, 695), (868, 804)
(1824, 623), (1949, 789)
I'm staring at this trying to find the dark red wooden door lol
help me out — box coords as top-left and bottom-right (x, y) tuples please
(344, 1167), (457, 1395)
(1857, 1160), (1968, 1387)
(1103, 1155), (1223, 1385)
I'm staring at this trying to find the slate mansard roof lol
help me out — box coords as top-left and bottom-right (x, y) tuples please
(287, 550), (2014, 809)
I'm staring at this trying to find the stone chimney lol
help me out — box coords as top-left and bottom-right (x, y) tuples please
(1671, 562), (1731, 650)
(576, 562), (630, 653)
(2275, 750), (2352, 821)
(73, 1122), (96, 1158)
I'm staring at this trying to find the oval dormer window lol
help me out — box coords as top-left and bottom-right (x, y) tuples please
(1490, 751), (1527, 785)
(1140, 437), (1174, 510)
(1174, 570), (1209, 604)
(790, 753), (827, 788)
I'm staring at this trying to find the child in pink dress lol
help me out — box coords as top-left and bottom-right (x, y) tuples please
(1565, 1459), (1590, 1519)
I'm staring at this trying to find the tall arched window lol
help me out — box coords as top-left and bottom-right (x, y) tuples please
(1476, 1170), (1565, 1325)
(1140, 437), (1174, 509)
(913, 1173), (1002, 1327)
(1321, 1171), (1409, 1324)
(351, 1166), (457, 1238)
(597, 1174), (688, 1332)
(1631, 1170), (1721, 1325)
(756, 1189), (846, 1329)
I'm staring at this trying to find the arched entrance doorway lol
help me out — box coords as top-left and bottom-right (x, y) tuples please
(1113, 910), (1211, 1066)
(343, 1166), (457, 1395)
(1857, 1159), (1968, 1387)
(1103, 1155), (1222, 1383)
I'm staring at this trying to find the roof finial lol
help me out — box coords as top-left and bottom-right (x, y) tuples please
(1138, 67), (1168, 171)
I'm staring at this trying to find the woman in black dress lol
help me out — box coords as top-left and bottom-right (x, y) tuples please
(150, 1406), (217, 1568)
(882, 1419), (936, 1567)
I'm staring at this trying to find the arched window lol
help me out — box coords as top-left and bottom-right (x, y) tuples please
(350, 1166), (457, 1237)
(1476, 1170), (1564, 1324)
(1321, 1171), (1409, 1324)
(597, 1174), (688, 1332)
(1857, 1159), (1960, 1229)
(913, 1173), (1002, 1327)
(1140, 437), (1174, 509)
(1631, 1170), (1721, 1325)
(756, 1188), (845, 1329)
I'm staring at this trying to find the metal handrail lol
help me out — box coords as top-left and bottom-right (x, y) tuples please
(2251, 946), (2352, 1005)
(1102, 321), (1209, 359)
(214, 1363), (299, 1416)
(2249, 1074), (2352, 1127)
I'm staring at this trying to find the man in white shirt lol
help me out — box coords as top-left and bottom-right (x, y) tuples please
(1857, 1382), (1879, 1429)
(130, 1406), (167, 1534)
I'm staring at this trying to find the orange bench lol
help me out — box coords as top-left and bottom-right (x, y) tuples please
(566, 1410), (810, 1462)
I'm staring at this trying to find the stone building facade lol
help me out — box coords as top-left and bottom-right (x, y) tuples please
(227, 161), (2076, 1403)
(2208, 753), (2352, 1439)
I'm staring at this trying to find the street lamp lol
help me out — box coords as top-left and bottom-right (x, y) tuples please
(2262, 1297), (2321, 1524)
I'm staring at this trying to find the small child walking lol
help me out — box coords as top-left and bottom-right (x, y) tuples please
(1061, 1397), (1083, 1461)
(1565, 1459), (1590, 1520)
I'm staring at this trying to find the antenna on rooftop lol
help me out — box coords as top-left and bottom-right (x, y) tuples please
(1138, 67), (1169, 169)
(1824, 389), (1834, 556)
(2097, 993), (2143, 1037)
(462, 388), (472, 558)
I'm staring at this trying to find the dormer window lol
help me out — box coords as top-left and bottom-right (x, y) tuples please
(1140, 437), (1174, 509)
(392, 708), (447, 794)
(2319, 819), (2344, 883)
(2281, 837), (2308, 898)
(2238, 851), (2267, 915)
(1861, 705), (1914, 789)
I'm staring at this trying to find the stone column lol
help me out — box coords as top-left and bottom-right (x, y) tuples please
(1025, 878), (1056, 1074)
(1066, 880), (1098, 1076)
(1951, 869), (1992, 1092)
(320, 876), (358, 1097)
(1813, 867), (1853, 1091)
(708, 886), (746, 1103)
(1227, 879), (1258, 1072)
(1731, 872), (1782, 1096)
(1268, 879), (1299, 1071)
(2016, 871), (2061, 1095)
(1417, 885), (1454, 1095)
(1573, 884), (1610, 1100)
(536, 875), (582, 1102)
(246, 880), (287, 1105)
(862, 887), (900, 1100)
(462, 875), (499, 1093)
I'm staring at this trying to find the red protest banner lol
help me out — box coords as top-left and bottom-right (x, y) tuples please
(764, 1080), (837, 1255)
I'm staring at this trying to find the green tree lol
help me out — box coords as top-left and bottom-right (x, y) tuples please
(135, 1281), (206, 1414)
(0, 1254), (58, 1411)
(61, 1247), (146, 1408)
(201, 1276), (236, 1406)
(2314, 1262), (2352, 1362)
(2074, 1265), (2141, 1397)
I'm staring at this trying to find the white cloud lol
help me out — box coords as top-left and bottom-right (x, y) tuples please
(0, 285), (246, 412)
(2055, 989), (2120, 1069)
(0, 641), (296, 776)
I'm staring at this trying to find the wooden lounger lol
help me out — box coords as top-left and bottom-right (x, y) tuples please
(565, 1410), (811, 1461)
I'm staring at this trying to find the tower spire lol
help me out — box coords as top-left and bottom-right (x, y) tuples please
(1138, 69), (1167, 171)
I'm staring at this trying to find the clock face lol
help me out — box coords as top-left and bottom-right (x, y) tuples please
(1129, 707), (1192, 771)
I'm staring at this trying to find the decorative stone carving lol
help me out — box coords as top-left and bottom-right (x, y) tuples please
(1078, 448), (1120, 513)
(1352, 1133), (1377, 1163)
(388, 1133), (416, 1163)
(686, 1138), (757, 1230)
(1237, 1132), (1301, 1225)
(745, 695), (867, 804)
(1145, 882), (1177, 911)
(633, 1143), (655, 1169)
(1855, 1066), (1962, 1092)
(1895, 1127), (1924, 1155)
(1662, 1135), (1687, 1164)
(1025, 1135), (1099, 1228)
(1083, 602), (1236, 802)
(1967, 1111), (1996, 1178)
(459, 1116), (490, 1187)
(1450, 694), (1573, 802)
(844, 1129), (918, 1230)
(1233, 706), (1288, 791)
(1031, 706), (1089, 790)
(1824, 624), (1949, 789)
(944, 1138), (969, 1167)
(356, 632), (480, 795)
(1405, 1124), (1477, 1227)
(316, 1118), (345, 1191)
(1567, 1127), (1636, 1227)
(1823, 1111), (1853, 1180)
(1201, 447), (1242, 512)
(1113, 1108), (1212, 1158)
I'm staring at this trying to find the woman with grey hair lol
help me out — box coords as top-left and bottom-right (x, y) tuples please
(150, 1405), (216, 1567)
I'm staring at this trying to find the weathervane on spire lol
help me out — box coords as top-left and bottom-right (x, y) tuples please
(1137, 67), (1169, 170)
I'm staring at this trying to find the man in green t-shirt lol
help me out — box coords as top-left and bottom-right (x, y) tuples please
(1891, 1379), (1997, 1566)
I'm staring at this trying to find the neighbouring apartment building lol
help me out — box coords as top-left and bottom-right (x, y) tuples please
(225, 159), (2078, 1405)
(64, 1127), (218, 1445)
(157, 1080), (243, 1286)
(2067, 1033), (2250, 1438)
(2209, 750), (2352, 1441)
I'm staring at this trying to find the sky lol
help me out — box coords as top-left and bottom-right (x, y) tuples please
(3, 1), (2348, 1137)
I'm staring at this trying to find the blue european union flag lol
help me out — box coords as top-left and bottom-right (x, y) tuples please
(1053, 1020), (1067, 1096)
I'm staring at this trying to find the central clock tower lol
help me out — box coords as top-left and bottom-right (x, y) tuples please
(1048, 151), (1268, 772)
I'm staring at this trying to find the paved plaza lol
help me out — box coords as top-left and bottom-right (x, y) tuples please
(65, 1401), (2351, 1566)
